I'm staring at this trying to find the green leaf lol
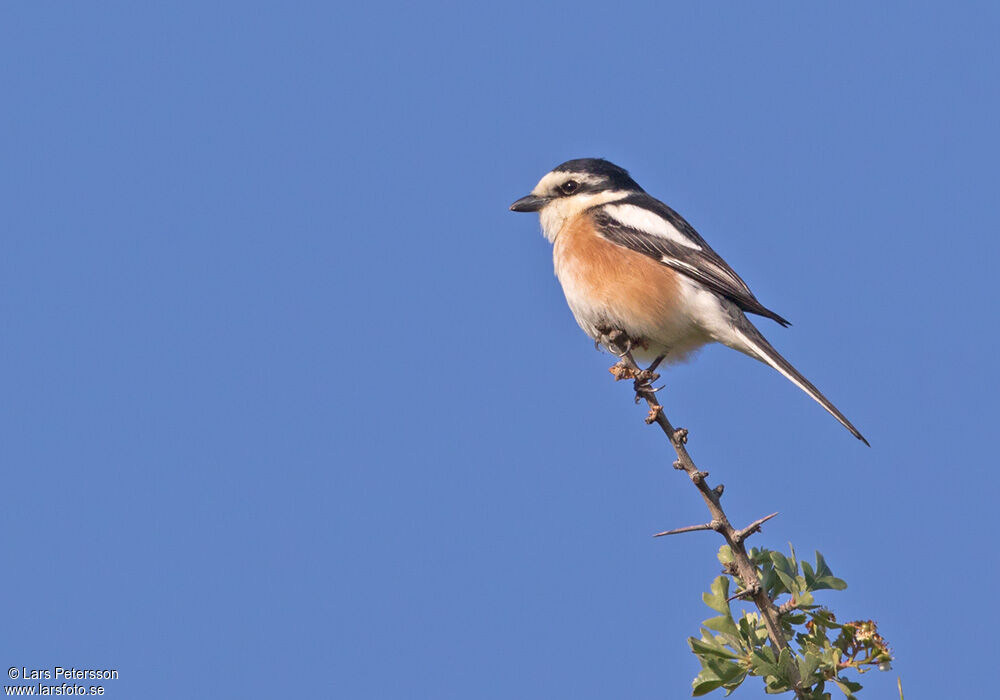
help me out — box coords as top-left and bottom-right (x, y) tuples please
(690, 634), (740, 660)
(761, 567), (778, 597)
(822, 644), (842, 669)
(750, 647), (779, 677)
(814, 551), (833, 579)
(785, 611), (807, 625)
(834, 678), (863, 699)
(722, 672), (748, 694)
(706, 661), (748, 696)
(839, 678), (862, 692)
(774, 568), (797, 594)
(801, 687), (831, 700)
(737, 615), (757, 647)
(798, 651), (821, 681)
(691, 661), (746, 698)
(809, 608), (841, 629)
(821, 576), (848, 591)
(763, 552), (798, 597)
(692, 678), (725, 696)
(704, 614), (740, 640)
(777, 647), (797, 683)
(691, 665), (724, 697)
(717, 545), (734, 564)
(703, 576), (731, 614)
(802, 560), (816, 589)
(745, 613), (769, 647)
(704, 657), (746, 685)
(764, 677), (792, 694)
(770, 551), (795, 576)
(749, 546), (774, 567)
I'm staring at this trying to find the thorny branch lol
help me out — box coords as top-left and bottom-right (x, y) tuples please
(604, 332), (805, 696)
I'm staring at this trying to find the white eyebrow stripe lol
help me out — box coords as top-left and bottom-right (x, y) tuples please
(532, 171), (604, 195)
(602, 203), (702, 250)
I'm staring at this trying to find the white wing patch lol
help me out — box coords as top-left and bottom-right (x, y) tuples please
(602, 203), (702, 250)
(661, 256), (700, 273)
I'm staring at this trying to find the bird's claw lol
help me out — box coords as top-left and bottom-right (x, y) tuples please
(634, 368), (661, 384)
(597, 328), (650, 358)
(632, 376), (662, 404)
(609, 354), (667, 406)
(604, 329), (632, 357)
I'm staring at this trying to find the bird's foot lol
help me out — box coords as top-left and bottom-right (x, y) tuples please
(597, 328), (632, 357)
(596, 327), (651, 357)
(632, 370), (664, 406)
(609, 354), (666, 406)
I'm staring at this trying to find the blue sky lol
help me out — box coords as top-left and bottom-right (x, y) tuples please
(2, 2), (997, 698)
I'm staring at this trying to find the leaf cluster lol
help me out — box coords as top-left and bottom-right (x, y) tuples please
(689, 545), (891, 698)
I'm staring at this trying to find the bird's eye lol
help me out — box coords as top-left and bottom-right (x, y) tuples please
(560, 180), (580, 195)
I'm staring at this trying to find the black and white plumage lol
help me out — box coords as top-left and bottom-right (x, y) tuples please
(510, 158), (867, 444)
(592, 195), (791, 327)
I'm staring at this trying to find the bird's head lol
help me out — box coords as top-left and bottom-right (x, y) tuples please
(509, 158), (642, 213)
(509, 158), (642, 240)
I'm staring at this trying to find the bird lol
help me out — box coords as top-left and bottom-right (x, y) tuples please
(509, 158), (868, 445)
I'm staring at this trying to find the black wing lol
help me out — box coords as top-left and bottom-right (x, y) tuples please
(592, 193), (790, 327)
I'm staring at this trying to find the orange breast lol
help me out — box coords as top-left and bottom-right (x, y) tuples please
(553, 211), (684, 337)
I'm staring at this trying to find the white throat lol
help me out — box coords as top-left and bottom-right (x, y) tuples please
(538, 190), (630, 242)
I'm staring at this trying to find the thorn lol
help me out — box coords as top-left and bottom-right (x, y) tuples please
(713, 484), (725, 498)
(653, 521), (715, 537)
(734, 512), (780, 543)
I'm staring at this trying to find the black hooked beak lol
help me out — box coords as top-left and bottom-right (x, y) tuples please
(509, 194), (549, 212)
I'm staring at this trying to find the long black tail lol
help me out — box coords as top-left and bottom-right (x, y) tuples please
(733, 322), (869, 445)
